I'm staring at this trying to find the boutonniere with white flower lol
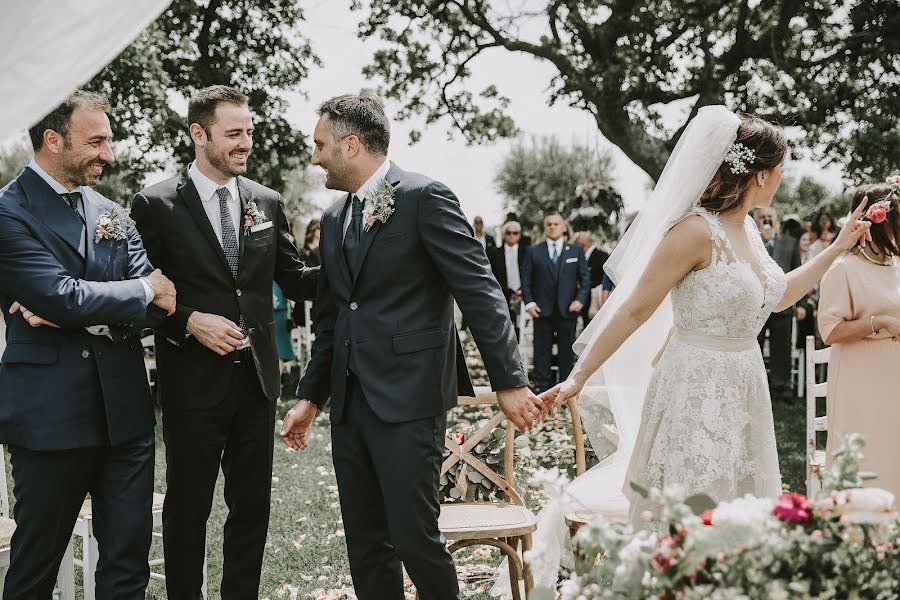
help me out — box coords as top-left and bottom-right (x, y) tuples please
(243, 200), (270, 236)
(94, 208), (134, 244)
(363, 179), (395, 232)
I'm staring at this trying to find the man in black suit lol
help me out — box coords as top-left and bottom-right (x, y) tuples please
(488, 220), (527, 332)
(130, 86), (318, 600)
(573, 231), (609, 326)
(472, 215), (496, 250)
(754, 207), (801, 399)
(280, 94), (545, 600)
(0, 91), (177, 599)
(522, 213), (590, 393)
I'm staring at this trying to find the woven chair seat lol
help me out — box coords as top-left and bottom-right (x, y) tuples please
(79, 492), (165, 518)
(0, 516), (16, 549)
(439, 502), (537, 540)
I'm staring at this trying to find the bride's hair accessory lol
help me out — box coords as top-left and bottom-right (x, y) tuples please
(864, 199), (893, 224)
(723, 142), (756, 175)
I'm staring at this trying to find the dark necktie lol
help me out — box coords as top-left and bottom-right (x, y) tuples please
(216, 187), (240, 278)
(550, 243), (559, 264)
(343, 195), (363, 269)
(62, 191), (84, 223)
(765, 235), (776, 257)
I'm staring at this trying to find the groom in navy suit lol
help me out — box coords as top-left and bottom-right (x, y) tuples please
(0, 91), (176, 599)
(522, 212), (590, 392)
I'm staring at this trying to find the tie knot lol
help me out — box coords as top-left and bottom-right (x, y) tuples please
(62, 191), (82, 211)
(216, 187), (231, 204)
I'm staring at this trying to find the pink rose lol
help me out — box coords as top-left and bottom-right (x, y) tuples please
(866, 203), (888, 224)
(700, 509), (714, 526)
(772, 492), (813, 524)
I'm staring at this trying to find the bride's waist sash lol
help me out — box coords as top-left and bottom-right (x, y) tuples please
(652, 326), (757, 367)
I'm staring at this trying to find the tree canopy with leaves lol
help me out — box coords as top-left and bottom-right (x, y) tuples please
(84, 0), (319, 195)
(495, 136), (623, 240)
(355, 0), (898, 184)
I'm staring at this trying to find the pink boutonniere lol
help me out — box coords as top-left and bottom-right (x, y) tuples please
(243, 200), (269, 235)
(94, 208), (134, 244)
(362, 179), (395, 232)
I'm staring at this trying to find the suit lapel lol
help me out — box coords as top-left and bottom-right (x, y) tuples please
(236, 178), (251, 275)
(176, 171), (233, 277)
(350, 163), (402, 287)
(18, 168), (85, 259)
(82, 191), (107, 280)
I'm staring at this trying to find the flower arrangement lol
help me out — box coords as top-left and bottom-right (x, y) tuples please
(553, 434), (900, 599)
(363, 179), (395, 231)
(243, 200), (268, 235)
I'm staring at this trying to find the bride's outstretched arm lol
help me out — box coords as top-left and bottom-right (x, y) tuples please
(772, 200), (872, 312)
(541, 215), (711, 411)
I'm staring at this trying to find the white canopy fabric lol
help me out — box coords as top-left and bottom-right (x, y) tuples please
(0, 0), (172, 143)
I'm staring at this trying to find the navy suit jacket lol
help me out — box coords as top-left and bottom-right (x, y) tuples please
(521, 240), (590, 319)
(0, 167), (161, 450)
(297, 163), (527, 423)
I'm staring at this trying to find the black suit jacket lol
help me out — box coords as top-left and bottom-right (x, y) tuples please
(296, 163), (527, 423)
(586, 246), (609, 290)
(521, 241), (590, 319)
(487, 244), (527, 302)
(0, 167), (161, 450)
(131, 169), (318, 409)
(766, 233), (801, 316)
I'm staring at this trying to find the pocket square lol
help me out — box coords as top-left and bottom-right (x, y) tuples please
(250, 221), (273, 233)
(565, 257), (578, 263)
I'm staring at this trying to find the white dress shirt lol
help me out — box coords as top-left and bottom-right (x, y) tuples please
(504, 243), (521, 292)
(585, 244), (596, 260)
(547, 238), (564, 261)
(27, 159), (153, 305)
(343, 158), (392, 238)
(189, 161), (241, 245)
(475, 234), (488, 249)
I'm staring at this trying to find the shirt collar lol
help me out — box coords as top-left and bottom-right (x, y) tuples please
(189, 161), (239, 203)
(505, 243), (518, 252)
(355, 159), (392, 203)
(27, 159), (80, 195)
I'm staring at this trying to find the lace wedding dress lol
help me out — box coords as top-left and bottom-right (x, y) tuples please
(624, 207), (785, 524)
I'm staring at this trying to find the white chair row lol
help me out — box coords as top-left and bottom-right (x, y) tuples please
(805, 335), (830, 497)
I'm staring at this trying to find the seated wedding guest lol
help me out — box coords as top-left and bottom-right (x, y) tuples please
(818, 180), (900, 497)
(473, 215), (496, 250)
(755, 206), (802, 399)
(487, 221), (527, 334)
(807, 210), (839, 261)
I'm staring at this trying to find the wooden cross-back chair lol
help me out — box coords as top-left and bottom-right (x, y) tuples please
(426, 387), (586, 600)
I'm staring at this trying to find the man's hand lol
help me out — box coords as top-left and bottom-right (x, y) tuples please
(526, 305), (541, 319)
(9, 302), (60, 329)
(186, 311), (244, 355)
(147, 269), (177, 315)
(569, 300), (584, 314)
(795, 306), (807, 321)
(280, 399), (317, 450)
(497, 386), (546, 433)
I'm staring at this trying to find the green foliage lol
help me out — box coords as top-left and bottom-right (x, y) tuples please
(0, 138), (31, 188)
(355, 0), (899, 183)
(495, 136), (622, 241)
(83, 0), (320, 194)
(773, 175), (850, 223)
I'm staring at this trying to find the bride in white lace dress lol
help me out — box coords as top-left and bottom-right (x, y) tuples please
(492, 106), (873, 597)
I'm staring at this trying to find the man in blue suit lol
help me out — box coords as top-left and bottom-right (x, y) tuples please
(522, 212), (590, 392)
(0, 91), (176, 599)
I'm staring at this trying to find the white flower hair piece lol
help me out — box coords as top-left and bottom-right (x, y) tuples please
(723, 142), (756, 175)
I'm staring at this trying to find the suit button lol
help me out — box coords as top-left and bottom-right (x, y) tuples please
(249, 328), (256, 334)
(345, 340), (350, 348)
(236, 289), (242, 297)
(81, 350), (91, 359)
(350, 302), (358, 311)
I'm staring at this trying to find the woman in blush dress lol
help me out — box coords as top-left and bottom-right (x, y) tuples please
(818, 179), (900, 497)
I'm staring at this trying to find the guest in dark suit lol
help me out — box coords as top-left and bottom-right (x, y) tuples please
(130, 86), (318, 600)
(522, 212), (590, 392)
(487, 220), (527, 331)
(472, 215), (496, 251)
(573, 231), (609, 326)
(280, 94), (545, 600)
(0, 91), (177, 599)
(754, 206), (802, 399)
(505, 211), (532, 246)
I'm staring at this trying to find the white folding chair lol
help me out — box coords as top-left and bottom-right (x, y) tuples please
(790, 317), (805, 398)
(516, 310), (533, 372)
(805, 335), (830, 497)
(0, 445), (74, 599)
(72, 494), (207, 598)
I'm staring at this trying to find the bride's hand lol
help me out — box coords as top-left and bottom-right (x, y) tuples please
(538, 378), (584, 416)
(833, 197), (873, 251)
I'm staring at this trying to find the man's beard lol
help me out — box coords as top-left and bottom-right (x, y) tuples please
(206, 144), (248, 178)
(321, 154), (353, 192)
(59, 153), (104, 187)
